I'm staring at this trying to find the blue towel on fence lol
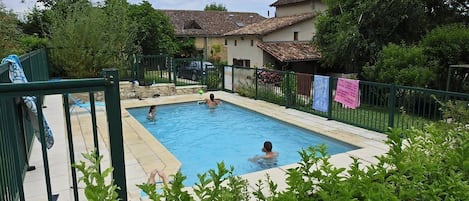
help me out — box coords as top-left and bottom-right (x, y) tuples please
(312, 75), (330, 113)
(2, 54), (54, 149)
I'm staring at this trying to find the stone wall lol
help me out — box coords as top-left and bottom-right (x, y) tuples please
(119, 81), (206, 100)
(71, 82), (206, 102)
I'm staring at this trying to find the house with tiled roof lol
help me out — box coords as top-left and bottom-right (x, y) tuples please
(224, 0), (325, 74)
(160, 10), (265, 62)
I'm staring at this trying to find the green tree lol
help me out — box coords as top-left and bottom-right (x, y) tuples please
(20, 7), (50, 37)
(420, 24), (469, 91)
(33, 0), (55, 8)
(47, 0), (136, 78)
(363, 44), (433, 87)
(314, 0), (468, 73)
(424, 0), (469, 26)
(20, 35), (48, 52)
(314, 0), (429, 73)
(128, 1), (178, 55)
(175, 37), (196, 58)
(0, 2), (25, 57)
(204, 2), (227, 11)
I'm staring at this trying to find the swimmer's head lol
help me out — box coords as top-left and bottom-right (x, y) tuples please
(263, 141), (272, 152)
(210, 93), (215, 101)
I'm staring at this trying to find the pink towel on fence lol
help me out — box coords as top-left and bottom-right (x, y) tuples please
(334, 78), (360, 109)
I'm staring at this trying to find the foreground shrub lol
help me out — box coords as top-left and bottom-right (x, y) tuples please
(73, 151), (119, 201)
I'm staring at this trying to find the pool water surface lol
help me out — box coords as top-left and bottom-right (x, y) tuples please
(128, 102), (357, 186)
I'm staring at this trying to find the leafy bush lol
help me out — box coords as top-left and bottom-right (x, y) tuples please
(0, 6), (25, 58)
(206, 71), (221, 90)
(257, 85), (286, 106)
(139, 162), (249, 201)
(73, 151), (119, 201)
(20, 35), (48, 52)
(194, 163), (250, 201)
(421, 24), (469, 91)
(235, 81), (256, 98)
(138, 171), (192, 201)
(281, 73), (297, 106)
(48, 0), (135, 78)
(363, 43), (433, 87)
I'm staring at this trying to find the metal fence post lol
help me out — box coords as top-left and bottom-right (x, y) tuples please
(285, 72), (290, 108)
(172, 57), (178, 85)
(388, 84), (396, 129)
(62, 94), (79, 201)
(222, 65), (225, 91)
(255, 68), (258, 100)
(327, 77), (333, 120)
(36, 98), (53, 201)
(102, 69), (127, 200)
(232, 67), (235, 92)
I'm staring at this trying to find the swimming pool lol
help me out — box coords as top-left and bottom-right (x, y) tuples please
(128, 102), (357, 186)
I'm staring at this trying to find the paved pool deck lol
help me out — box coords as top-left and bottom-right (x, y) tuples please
(23, 91), (388, 201)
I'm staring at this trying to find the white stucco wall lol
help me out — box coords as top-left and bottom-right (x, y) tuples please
(275, 0), (326, 17)
(275, 1), (313, 17)
(226, 36), (264, 67)
(313, 1), (327, 12)
(262, 19), (315, 42)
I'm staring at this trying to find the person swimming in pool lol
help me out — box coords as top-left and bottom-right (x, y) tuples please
(249, 141), (279, 168)
(204, 93), (221, 108)
(147, 105), (156, 121)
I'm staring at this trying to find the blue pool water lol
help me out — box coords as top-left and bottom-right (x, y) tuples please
(128, 102), (357, 186)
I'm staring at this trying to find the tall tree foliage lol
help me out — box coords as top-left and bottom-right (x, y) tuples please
(204, 2), (227, 11)
(314, 0), (429, 72)
(364, 24), (469, 91)
(21, 7), (50, 37)
(0, 2), (25, 58)
(47, 0), (135, 78)
(128, 1), (178, 55)
(424, 0), (469, 25)
(314, 0), (469, 73)
(363, 44), (433, 87)
(421, 24), (469, 91)
(175, 37), (197, 58)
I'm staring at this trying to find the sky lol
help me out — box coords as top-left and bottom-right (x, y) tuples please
(2, 0), (276, 18)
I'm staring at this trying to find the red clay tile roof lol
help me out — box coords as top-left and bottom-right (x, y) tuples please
(159, 10), (266, 37)
(257, 41), (321, 62)
(270, 0), (308, 7)
(224, 13), (315, 36)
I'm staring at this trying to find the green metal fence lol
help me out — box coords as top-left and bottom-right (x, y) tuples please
(0, 50), (127, 200)
(132, 55), (224, 89)
(134, 54), (173, 84)
(229, 66), (469, 133)
(0, 49), (50, 201)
